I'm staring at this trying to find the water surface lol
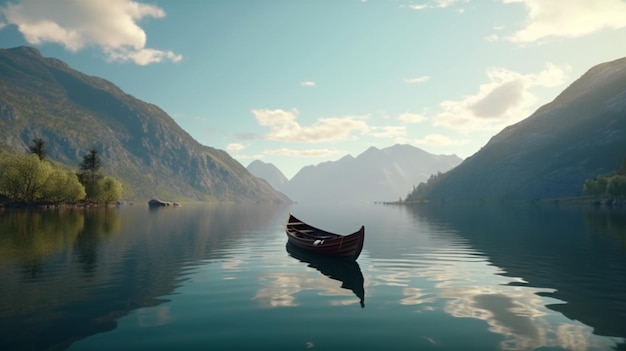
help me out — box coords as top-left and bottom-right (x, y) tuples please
(0, 203), (624, 350)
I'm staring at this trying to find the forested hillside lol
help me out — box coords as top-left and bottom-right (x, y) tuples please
(0, 47), (290, 203)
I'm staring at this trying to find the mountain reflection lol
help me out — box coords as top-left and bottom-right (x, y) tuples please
(0, 204), (286, 351)
(2, 203), (622, 350)
(365, 233), (592, 350)
(395, 203), (626, 348)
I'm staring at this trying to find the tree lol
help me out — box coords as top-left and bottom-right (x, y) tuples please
(77, 148), (102, 201)
(41, 169), (86, 203)
(93, 176), (123, 205)
(583, 176), (608, 196)
(619, 158), (626, 176)
(607, 176), (626, 198)
(75, 148), (125, 204)
(0, 154), (52, 202)
(583, 159), (626, 197)
(78, 148), (103, 187)
(28, 138), (47, 160)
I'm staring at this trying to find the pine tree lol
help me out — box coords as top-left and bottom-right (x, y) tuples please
(29, 138), (47, 160)
(79, 148), (102, 184)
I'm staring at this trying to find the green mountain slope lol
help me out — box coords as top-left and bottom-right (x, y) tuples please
(408, 56), (626, 201)
(0, 46), (290, 203)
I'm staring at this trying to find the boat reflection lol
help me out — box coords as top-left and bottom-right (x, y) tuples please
(286, 243), (365, 308)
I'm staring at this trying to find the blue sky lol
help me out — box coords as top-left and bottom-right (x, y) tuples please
(1, 0), (626, 178)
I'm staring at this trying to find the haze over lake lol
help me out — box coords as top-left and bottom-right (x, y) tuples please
(1, 203), (625, 350)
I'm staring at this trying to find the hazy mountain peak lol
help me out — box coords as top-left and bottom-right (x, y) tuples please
(362, 146), (380, 154)
(247, 160), (288, 191)
(282, 144), (462, 203)
(248, 159), (268, 167)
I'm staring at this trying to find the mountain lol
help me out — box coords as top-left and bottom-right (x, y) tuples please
(246, 160), (289, 192)
(278, 144), (462, 203)
(408, 56), (626, 201)
(0, 46), (290, 203)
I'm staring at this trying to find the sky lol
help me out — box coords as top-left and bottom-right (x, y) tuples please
(1, 0), (626, 179)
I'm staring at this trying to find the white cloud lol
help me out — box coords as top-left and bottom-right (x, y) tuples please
(300, 81), (316, 87)
(106, 47), (182, 65)
(265, 148), (341, 158)
(411, 134), (468, 146)
(526, 62), (570, 87)
(432, 63), (569, 132)
(0, 0), (182, 65)
(398, 112), (428, 124)
(252, 109), (369, 143)
(502, 0), (626, 43)
(406, 0), (468, 10)
(368, 126), (407, 139)
(404, 76), (430, 84)
(225, 143), (245, 151)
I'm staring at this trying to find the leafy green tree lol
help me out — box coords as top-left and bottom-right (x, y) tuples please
(28, 138), (47, 160)
(0, 154), (52, 202)
(607, 175), (626, 198)
(0, 147), (123, 205)
(41, 169), (86, 203)
(619, 158), (626, 176)
(583, 176), (608, 196)
(92, 176), (123, 205)
(583, 159), (626, 197)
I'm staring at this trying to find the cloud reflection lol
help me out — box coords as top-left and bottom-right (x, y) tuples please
(443, 287), (603, 351)
(400, 288), (435, 306)
(253, 271), (361, 308)
(366, 231), (616, 350)
(136, 306), (172, 328)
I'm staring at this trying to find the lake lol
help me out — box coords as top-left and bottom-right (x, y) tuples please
(0, 202), (625, 351)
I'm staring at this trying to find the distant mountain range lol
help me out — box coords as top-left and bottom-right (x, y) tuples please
(5, 45), (621, 204)
(407, 56), (626, 201)
(0, 46), (289, 203)
(248, 144), (462, 203)
(247, 160), (289, 191)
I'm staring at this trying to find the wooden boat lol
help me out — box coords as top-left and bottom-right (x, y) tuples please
(286, 242), (365, 307)
(286, 213), (365, 260)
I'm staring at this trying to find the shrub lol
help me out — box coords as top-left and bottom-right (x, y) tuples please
(41, 169), (86, 203)
(0, 154), (86, 204)
(91, 176), (123, 205)
(0, 154), (52, 202)
(607, 175), (626, 198)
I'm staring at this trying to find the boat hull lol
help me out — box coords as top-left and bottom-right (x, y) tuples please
(286, 213), (365, 260)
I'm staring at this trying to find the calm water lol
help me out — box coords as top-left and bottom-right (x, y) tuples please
(1, 203), (625, 351)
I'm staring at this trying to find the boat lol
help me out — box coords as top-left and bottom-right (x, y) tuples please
(285, 213), (365, 260)
(286, 242), (365, 307)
